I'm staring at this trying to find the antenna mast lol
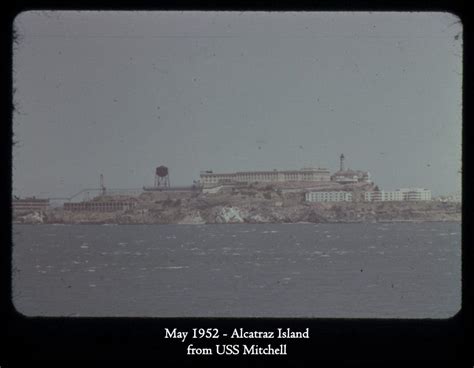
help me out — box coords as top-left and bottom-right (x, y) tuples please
(100, 173), (106, 196)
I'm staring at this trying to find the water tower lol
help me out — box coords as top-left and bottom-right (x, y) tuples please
(155, 166), (170, 187)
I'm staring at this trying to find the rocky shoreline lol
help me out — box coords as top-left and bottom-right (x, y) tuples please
(13, 187), (461, 225)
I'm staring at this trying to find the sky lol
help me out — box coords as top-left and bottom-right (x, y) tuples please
(12, 11), (462, 198)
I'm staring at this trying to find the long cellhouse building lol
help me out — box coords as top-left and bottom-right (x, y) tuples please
(200, 167), (331, 187)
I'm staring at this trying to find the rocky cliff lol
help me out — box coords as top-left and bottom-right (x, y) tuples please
(14, 185), (461, 224)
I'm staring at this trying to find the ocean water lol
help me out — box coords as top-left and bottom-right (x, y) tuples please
(12, 222), (461, 318)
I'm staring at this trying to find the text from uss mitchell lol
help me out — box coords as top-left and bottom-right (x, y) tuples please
(164, 327), (310, 356)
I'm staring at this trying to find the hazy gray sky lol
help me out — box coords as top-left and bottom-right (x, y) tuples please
(13, 11), (462, 197)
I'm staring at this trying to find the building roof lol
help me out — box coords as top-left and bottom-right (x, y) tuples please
(201, 168), (330, 176)
(332, 169), (368, 177)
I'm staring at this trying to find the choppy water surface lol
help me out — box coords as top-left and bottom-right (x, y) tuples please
(12, 222), (461, 318)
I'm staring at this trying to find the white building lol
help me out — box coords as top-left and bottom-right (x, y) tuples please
(330, 155), (371, 184)
(365, 188), (431, 202)
(398, 188), (432, 201)
(305, 191), (353, 202)
(331, 170), (371, 184)
(200, 167), (331, 187)
(364, 190), (403, 202)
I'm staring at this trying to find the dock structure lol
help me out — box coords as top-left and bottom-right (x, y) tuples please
(12, 197), (50, 215)
(64, 201), (136, 212)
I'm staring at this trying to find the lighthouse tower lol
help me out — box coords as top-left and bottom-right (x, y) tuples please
(340, 154), (345, 172)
